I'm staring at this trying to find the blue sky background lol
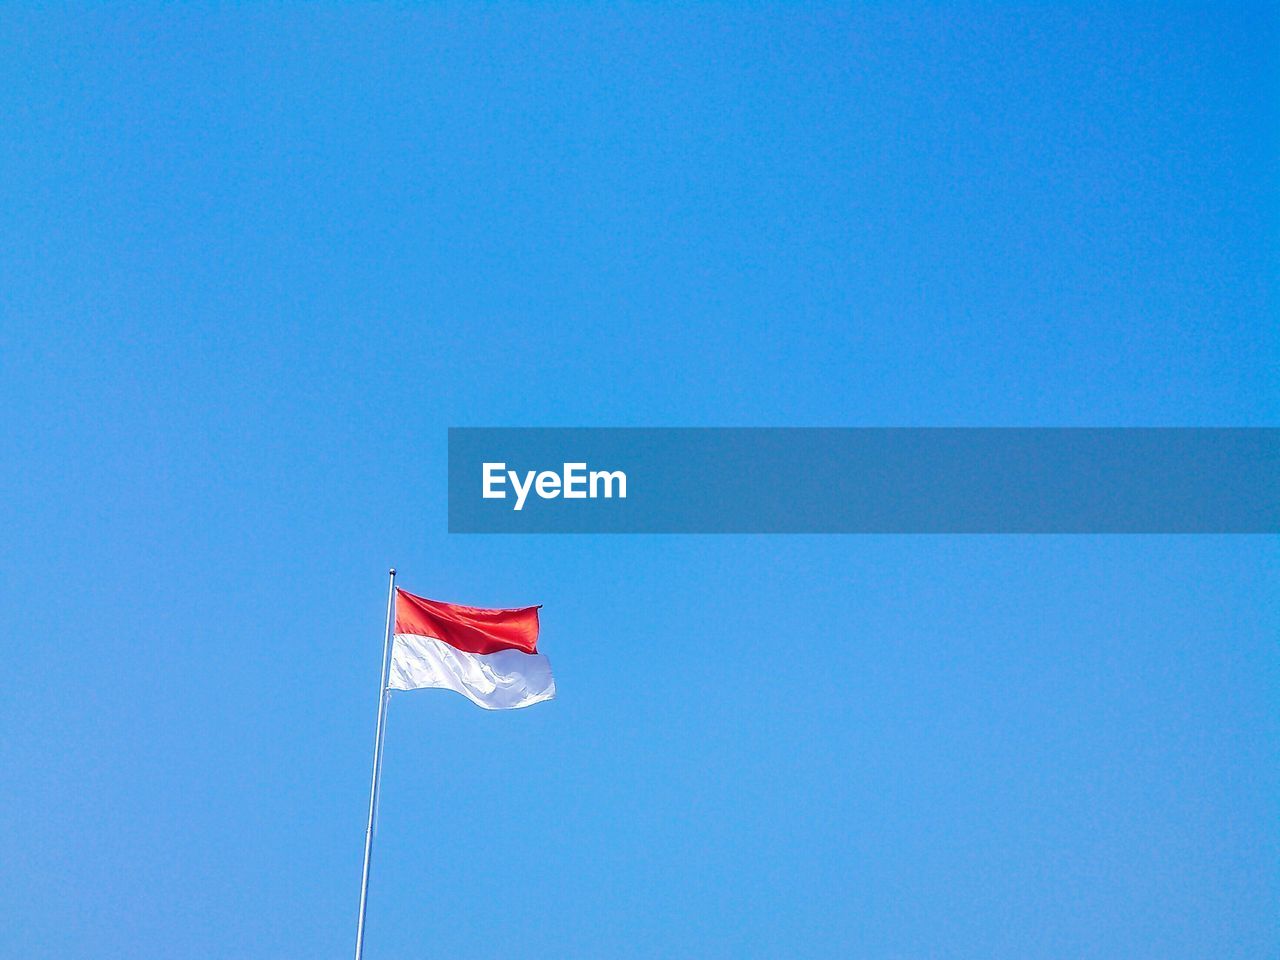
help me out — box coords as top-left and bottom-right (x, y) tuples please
(1, 5), (1277, 958)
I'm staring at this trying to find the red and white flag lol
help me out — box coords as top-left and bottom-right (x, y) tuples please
(387, 588), (555, 710)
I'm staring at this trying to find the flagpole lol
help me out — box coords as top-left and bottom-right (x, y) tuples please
(354, 567), (396, 960)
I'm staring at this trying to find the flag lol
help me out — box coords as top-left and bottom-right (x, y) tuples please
(387, 588), (556, 710)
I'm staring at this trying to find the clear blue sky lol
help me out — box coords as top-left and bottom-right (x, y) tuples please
(1, 5), (1277, 958)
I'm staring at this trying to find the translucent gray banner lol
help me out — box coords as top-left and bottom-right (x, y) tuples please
(448, 428), (1278, 533)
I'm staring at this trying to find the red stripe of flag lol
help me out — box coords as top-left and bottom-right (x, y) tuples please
(394, 588), (541, 655)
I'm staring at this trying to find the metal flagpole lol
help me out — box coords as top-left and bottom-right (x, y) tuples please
(354, 567), (397, 960)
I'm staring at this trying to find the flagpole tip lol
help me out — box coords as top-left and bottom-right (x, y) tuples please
(389, 567), (396, 576)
